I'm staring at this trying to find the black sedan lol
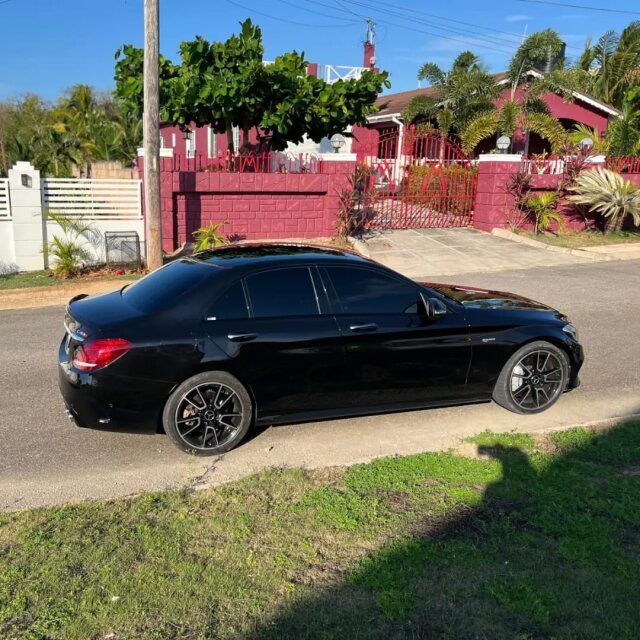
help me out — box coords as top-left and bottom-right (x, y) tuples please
(59, 244), (584, 455)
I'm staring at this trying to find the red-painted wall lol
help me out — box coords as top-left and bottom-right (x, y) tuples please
(138, 159), (355, 251)
(473, 160), (640, 232)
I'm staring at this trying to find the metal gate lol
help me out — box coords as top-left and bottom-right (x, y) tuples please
(356, 126), (477, 228)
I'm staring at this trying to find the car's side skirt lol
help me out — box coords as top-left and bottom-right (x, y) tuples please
(256, 395), (494, 427)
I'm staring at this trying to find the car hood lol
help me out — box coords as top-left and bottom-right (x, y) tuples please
(424, 282), (563, 315)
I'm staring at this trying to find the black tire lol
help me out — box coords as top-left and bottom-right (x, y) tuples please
(493, 340), (569, 415)
(163, 371), (253, 455)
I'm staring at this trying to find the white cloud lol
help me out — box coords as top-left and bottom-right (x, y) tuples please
(505, 14), (533, 23)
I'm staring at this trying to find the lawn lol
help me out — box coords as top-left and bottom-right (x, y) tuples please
(517, 229), (640, 249)
(0, 270), (142, 291)
(2, 422), (640, 639)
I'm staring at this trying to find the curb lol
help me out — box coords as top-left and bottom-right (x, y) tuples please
(491, 228), (640, 262)
(0, 279), (137, 311)
(348, 235), (371, 258)
(490, 228), (607, 261)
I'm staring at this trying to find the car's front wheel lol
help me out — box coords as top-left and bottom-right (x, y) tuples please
(493, 341), (569, 414)
(163, 371), (253, 455)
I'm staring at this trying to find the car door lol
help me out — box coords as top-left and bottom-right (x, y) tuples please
(203, 266), (346, 419)
(321, 265), (471, 409)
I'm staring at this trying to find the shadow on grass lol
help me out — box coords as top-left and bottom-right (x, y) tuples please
(251, 419), (640, 640)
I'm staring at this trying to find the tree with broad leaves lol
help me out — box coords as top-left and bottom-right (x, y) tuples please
(114, 19), (390, 153)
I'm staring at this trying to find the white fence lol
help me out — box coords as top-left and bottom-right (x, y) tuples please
(0, 162), (145, 272)
(43, 178), (142, 219)
(0, 179), (10, 218)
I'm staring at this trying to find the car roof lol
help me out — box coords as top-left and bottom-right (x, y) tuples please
(191, 243), (373, 269)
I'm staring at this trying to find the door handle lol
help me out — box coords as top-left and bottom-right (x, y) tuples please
(227, 332), (258, 343)
(349, 323), (378, 333)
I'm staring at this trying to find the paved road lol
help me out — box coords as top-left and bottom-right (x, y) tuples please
(2, 260), (639, 511)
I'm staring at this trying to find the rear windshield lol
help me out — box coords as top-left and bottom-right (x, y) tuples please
(121, 259), (217, 313)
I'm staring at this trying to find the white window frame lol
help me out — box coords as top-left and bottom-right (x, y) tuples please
(208, 126), (218, 158)
(185, 130), (196, 158)
(232, 125), (240, 151)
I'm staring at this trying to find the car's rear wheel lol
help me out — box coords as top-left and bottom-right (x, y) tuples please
(163, 371), (253, 455)
(493, 341), (569, 414)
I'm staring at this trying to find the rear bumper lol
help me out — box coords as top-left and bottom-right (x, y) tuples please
(58, 337), (171, 432)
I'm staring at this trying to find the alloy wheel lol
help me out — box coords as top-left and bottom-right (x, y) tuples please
(174, 382), (244, 451)
(509, 350), (565, 411)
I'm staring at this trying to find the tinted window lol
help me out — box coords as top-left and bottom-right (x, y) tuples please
(326, 267), (420, 315)
(246, 268), (318, 318)
(208, 282), (249, 320)
(121, 260), (215, 313)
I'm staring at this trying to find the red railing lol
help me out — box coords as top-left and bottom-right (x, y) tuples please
(519, 156), (566, 175)
(355, 127), (477, 228)
(605, 156), (640, 174)
(173, 151), (320, 174)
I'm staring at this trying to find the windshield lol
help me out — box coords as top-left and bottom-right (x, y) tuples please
(121, 259), (218, 313)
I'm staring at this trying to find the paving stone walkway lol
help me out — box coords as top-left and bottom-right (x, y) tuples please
(357, 228), (592, 278)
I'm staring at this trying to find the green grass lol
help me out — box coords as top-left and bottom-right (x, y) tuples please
(0, 270), (142, 290)
(516, 229), (640, 249)
(2, 422), (640, 639)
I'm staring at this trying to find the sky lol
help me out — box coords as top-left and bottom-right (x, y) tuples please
(0, 0), (638, 102)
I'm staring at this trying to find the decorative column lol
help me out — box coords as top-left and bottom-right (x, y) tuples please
(7, 161), (45, 271)
(473, 154), (522, 232)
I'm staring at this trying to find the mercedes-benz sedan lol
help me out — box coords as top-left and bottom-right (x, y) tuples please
(59, 244), (583, 455)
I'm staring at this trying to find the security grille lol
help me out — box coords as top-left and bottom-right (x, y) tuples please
(105, 231), (142, 269)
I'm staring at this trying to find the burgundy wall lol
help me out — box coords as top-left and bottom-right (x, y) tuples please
(473, 160), (640, 232)
(139, 159), (355, 252)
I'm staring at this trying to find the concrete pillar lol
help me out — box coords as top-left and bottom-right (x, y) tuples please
(473, 155), (522, 232)
(7, 162), (45, 271)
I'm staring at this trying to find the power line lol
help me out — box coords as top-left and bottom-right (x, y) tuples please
(518, 0), (640, 15)
(275, 0), (357, 23)
(333, 0), (364, 19)
(224, 0), (360, 28)
(353, 0), (537, 41)
(315, 0), (584, 54)
(298, 0), (520, 54)
(344, 0), (523, 51)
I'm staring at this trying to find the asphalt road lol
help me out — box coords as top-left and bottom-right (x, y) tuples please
(2, 260), (639, 511)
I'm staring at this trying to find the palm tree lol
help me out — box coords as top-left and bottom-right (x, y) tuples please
(606, 87), (640, 156)
(461, 29), (572, 155)
(461, 98), (567, 154)
(569, 22), (640, 109)
(403, 51), (500, 136)
(53, 84), (105, 176)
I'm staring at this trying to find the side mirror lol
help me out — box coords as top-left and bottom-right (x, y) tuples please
(421, 294), (448, 319)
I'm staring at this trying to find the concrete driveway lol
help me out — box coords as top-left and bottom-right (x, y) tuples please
(358, 228), (592, 278)
(1, 260), (639, 511)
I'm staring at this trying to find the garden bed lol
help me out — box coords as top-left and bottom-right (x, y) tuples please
(0, 268), (143, 291)
(515, 230), (640, 249)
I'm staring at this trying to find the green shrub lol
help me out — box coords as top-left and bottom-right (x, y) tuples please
(192, 220), (229, 251)
(401, 164), (477, 216)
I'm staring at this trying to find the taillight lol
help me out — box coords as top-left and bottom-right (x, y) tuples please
(72, 338), (132, 371)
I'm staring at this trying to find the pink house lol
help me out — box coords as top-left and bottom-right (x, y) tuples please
(354, 69), (620, 157)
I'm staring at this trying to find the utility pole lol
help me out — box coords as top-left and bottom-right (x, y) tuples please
(143, 0), (162, 271)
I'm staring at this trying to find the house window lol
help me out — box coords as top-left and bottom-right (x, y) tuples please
(208, 127), (218, 158)
(233, 126), (240, 151)
(186, 130), (196, 157)
(172, 133), (176, 147)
